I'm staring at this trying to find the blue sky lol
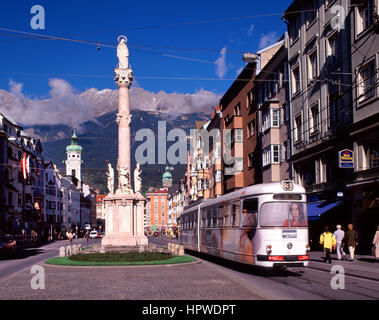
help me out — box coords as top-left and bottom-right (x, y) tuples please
(0, 0), (291, 97)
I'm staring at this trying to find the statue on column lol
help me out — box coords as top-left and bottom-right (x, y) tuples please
(106, 160), (114, 194)
(134, 163), (142, 194)
(117, 35), (129, 69)
(119, 166), (131, 193)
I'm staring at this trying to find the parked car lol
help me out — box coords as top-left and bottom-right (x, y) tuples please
(97, 232), (104, 238)
(89, 230), (98, 239)
(0, 234), (17, 257)
(153, 231), (159, 237)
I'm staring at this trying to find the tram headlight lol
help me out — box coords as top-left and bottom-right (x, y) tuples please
(266, 245), (272, 254)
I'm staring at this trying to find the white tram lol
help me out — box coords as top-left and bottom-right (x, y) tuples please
(179, 181), (310, 268)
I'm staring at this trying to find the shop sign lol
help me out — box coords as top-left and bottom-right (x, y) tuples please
(339, 149), (354, 168)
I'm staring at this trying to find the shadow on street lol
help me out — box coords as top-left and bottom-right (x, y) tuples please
(185, 249), (304, 279)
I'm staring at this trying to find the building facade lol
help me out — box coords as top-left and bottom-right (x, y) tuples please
(347, 0), (379, 252)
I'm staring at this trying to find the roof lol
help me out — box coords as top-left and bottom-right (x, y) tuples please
(147, 189), (168, 195)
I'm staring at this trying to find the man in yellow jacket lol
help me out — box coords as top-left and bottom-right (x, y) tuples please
(320, 226), (336, 264)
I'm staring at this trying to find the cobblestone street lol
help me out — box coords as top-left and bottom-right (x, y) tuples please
(0, 260), (263, 300)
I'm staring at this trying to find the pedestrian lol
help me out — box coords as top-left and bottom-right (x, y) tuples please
(333, 225), (346, 260)
(31, 229), (37, 247)
(320, 226), (336, 264)
(372, 225), (379, 259)
(344, 224), (358, 261)
(67, 230), (73, 244)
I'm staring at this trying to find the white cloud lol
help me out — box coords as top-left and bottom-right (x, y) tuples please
(248, 24), (255, 36)
(215, 46), (227, 79)
(0, 80), (221, 126)
(258, 31), (278, 49)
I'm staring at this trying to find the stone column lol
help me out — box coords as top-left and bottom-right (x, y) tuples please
(101, 35), (147, 248)
(116, 71), (132, 173)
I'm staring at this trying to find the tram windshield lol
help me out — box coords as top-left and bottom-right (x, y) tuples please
(260, 202), (307, 227)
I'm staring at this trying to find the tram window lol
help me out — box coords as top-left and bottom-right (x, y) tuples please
(242, 199), (258, 227)
(207, 209), (212, 228)
(212, 207), (217, 227)
(218, 206), (224, 227)
(231, 202), (240, 227)
(243, 199), (258, 213)
(260, 202), (307, 227)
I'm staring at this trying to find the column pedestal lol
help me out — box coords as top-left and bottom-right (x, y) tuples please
(101, 192), (147, 247)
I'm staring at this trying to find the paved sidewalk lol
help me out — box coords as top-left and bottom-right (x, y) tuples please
(308, 251), (379, 281)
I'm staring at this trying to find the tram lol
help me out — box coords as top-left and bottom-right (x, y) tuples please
(179, 181), (310, 268)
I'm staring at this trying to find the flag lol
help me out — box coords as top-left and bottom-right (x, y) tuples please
(21, 153), (30, 181)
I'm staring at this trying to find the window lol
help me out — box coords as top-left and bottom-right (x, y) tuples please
(247, 120), (255, 137)
(358, 61), (376, 102)
(282, 104), (290, 123)
(272, 145), (281, 164)
(248, 152), (255, 168)
(242, 199), (258, 227)
(263, 147), (271, 167)
(204, 179), (210, 190)
(271, 109), (280, 127)
(234, 103), (241, 116)
(197, 179), (202, 191)
(235, 158), (243, 172)
(212, 207), (217, 227)
(329, 93), (341, 125)
(231, 201), (240, 227)
(258, 88), (263, 107)
(289, 16), (300, 44)
(308, 50), (318, 82)
(306, 0), (317, 26)
(369, 141), (379, 168)
(262, 111), (270, 132)
(235, 128), (243, 142)
(294, 114), (303, 142)
(356, 0), (373, 35)
(247, 90), (254, 108)
(215, 170), (222, 183)
(291, 64), (300, 95)
(18, 194), (22, 207)
(327, 33), (338, 65)
(283, 140), (291, 161)
(206, 209), (211, 228)
(260, 202), (308, 227)
(310, 103), (320, 134)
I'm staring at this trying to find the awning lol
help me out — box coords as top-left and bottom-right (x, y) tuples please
(307, 200), (342, 221)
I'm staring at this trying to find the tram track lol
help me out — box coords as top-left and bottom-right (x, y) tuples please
(279, 266), (379, 300)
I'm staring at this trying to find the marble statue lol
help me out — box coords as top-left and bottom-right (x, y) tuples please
(134, 163), (142, 194)
(106, 161), (114, 194)
(117, 35), (129, 69)
(119, 166), (130, 192)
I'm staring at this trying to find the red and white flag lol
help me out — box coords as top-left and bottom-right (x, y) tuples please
(21, 153), (30, 180)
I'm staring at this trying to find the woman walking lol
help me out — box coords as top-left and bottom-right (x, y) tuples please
(320, 226), (336, 264)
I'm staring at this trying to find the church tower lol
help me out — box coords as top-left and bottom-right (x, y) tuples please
(162, 166), (173, 188)
(65, 129), (83, 181)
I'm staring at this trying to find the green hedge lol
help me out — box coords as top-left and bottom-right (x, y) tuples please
(45, 254), (196, 266)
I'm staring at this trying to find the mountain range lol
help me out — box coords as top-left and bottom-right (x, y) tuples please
(0, 85), (219, 194)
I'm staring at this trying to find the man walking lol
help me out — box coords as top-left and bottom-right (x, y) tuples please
(344, 224), (358, 261)
(333, 225), (346, 260)
(320, 226), (336, 264)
